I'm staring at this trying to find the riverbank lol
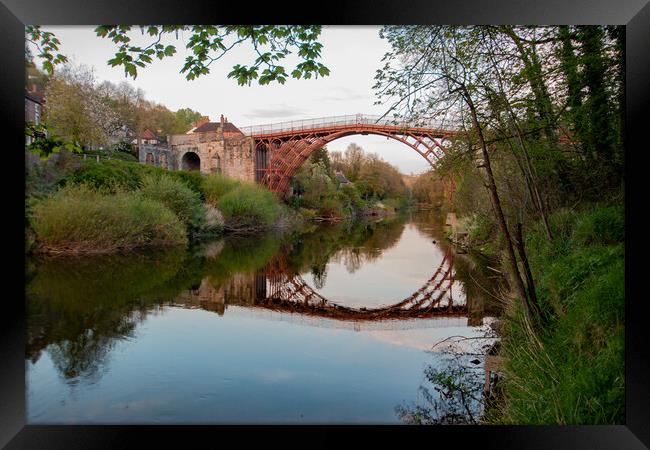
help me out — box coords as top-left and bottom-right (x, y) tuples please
(25, 152), (301, 255)
(482, 203), (624, 424)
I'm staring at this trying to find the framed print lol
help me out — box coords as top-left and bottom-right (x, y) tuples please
(1, 0), (648, 447)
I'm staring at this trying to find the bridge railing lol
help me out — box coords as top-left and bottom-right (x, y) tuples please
(239, 114), (447, 136)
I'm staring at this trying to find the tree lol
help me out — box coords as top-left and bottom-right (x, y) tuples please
(375, 26), (541, 327)
(26, 25), (330, 86)
(175, 108), (203, 129)
(44, 64), (119, 148)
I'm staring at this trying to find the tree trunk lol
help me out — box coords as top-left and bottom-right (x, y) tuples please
(461, 86), (536, 325)
(515, 222), (541, 317)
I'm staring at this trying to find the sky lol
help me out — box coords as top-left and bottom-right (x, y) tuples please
(38, 26), (432, 174)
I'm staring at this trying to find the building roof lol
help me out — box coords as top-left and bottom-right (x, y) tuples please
(193, 121), (243, 135)
(335, 170), (352, 184)
(139, 129), (157, 140)
(25, 90), (44, 104)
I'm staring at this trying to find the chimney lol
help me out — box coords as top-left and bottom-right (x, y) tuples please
(220, 114), (225, 126)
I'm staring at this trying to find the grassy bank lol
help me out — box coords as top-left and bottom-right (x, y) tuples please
(26, 154), (296, 254)
(30, 184), (188, 254)
(487, 203), (624, 424)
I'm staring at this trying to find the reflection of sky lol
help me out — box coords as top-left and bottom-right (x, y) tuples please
(300, 224), (450, 308)
(27, 306), (486, 424)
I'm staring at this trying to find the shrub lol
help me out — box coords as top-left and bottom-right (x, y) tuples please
(30, 184), (187, 253)
(203, 172), (240, 205)
(318, 197), (344, 218)
(197, 203), (225, 235)
(168, 170), (206, 199)
(139, 174), (203, 229)
(59, 159), (161, 193)
(468, 214), (493, 243)
(339, 183), (365, 211)
(217, 183), (281, 232)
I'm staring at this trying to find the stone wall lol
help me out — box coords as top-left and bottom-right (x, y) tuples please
(138, 125), (255, 181)
(139, 144), (174, 169)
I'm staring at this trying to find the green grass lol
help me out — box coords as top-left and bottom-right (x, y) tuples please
(489, 203), (624, 424)
(30, 184), (187, 253)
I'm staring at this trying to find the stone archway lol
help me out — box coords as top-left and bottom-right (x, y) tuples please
(181, 151), (201, 171)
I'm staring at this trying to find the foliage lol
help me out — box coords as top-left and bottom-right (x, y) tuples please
(59, 158), (156, 193)
(90, 25), (330, 85)
(468, 214), (494, 244)
(139, 174), (203, 229)
(411, 170), (445, 207)
(168, 170), (206, 199)
(44, 63), (122, 148)
(396, 353), (486, 424)
(25, 123), (82, 159)
(30, 184), (187, 253)
(217, 183), (282, 232)
(197, 204), (225, 236)
(202, 172), (240, 205)
(25, 26), (68, 74)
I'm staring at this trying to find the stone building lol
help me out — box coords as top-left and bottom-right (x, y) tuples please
(138, 115), (255, 182)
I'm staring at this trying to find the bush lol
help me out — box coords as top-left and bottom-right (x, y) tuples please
(339, 183), (365, 211)
(59, 159), (161, 193)
(139, 174), (203, 229)
(197, 203), (225, 236)
(30, 184), (187, 253)
(468, 214), (493, 243)
(168, 170), (206, 199)
(318, 197), (344, 218)
(217, 183), (281, 232)
(203, 172), (239, 205)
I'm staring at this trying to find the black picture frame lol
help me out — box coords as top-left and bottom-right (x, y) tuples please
(1, 1), (647, 448)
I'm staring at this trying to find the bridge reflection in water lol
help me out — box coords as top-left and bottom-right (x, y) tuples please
(171, 247), (486, 330)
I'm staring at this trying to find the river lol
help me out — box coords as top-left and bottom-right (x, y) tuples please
(25, 211), (503, 424)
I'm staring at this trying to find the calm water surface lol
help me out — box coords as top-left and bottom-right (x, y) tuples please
(26, 211), (502, 424)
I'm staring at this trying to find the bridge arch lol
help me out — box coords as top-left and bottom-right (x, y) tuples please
(255, 247), (461, 321)
(270, 130), (449, 193)
(242, 115), (458, 195)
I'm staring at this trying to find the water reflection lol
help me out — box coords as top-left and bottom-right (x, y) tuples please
(26, 211), (504, 423)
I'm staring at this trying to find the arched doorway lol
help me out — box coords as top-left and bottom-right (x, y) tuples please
(181, 151), (201, 171)
(145, 153), (154, 165)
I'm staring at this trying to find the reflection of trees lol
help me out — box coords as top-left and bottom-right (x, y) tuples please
(26, 249), (193, 380)
(26, 212), (504, 385)
(288, 216), (406, 275)
(26, 234), (285, 382)
(311, 263), (328, 289)
(395, 352), (486, 425)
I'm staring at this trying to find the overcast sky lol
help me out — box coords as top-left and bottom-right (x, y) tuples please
(39, 26), (431, 174)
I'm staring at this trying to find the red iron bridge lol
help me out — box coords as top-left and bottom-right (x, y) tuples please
(239, 114), (460, 194)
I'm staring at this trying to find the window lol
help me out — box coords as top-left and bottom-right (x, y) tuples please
(212, 154), (221, 173)
(145, 153), (154, 165)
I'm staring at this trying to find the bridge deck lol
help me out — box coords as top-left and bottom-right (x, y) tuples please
(239, 114), (457, 138)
